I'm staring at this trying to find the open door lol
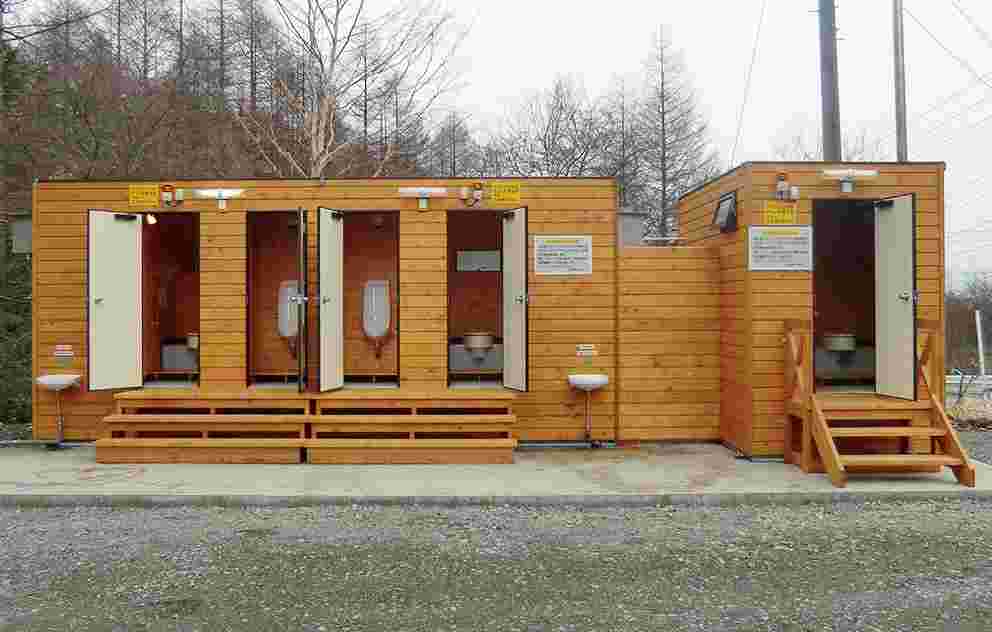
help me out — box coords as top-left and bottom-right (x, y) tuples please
(502, 207), (528, 392)
(875, 194), (916, 400)
(318, 208), (344, 391)
(88, 211), (142, 390)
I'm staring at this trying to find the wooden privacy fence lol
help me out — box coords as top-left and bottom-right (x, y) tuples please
(616, 247), (721, 441)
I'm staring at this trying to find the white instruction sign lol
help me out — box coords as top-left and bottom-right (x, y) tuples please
(748, 225), (813, 272)
(534, 236), (593, 275)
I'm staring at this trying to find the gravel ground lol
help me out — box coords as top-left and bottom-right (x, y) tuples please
(959, 431), (992, 465)
(3, 501), (992, 631)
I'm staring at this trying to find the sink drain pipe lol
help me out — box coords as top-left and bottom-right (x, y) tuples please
(516, 440), (617, 450)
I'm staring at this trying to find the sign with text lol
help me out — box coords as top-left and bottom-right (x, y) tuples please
(748, 226), (813, 272)
(128, 184), (159, 208)
(534, 236), (593, 275)
(487, 182), (522, 204)
(762, 200), (798, 224)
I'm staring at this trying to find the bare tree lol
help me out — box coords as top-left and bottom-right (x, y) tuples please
(235, 0), (464, 178)
(496, 75), (605, 177)
(637, 30), (718, 238)
(773, 125), (891, 162)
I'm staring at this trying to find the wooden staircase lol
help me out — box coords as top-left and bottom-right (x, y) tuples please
(783, 320), (976, 488)
(95, 389), (517, 465)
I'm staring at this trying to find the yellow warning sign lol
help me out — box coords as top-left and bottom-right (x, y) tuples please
(762, 200), (798, 225)
(129, 184), (160, 208)
(487, 182), (522, 204)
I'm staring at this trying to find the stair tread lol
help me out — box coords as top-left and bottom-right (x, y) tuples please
(815, 395), (931, 411)
(105, 414), (310, 424)
(840, 454), (962, 466)
(830, 427), (946, 438)
(314, 415), (516, 425)
(96, 438), (305, 447)
(305, 438), (517, 448)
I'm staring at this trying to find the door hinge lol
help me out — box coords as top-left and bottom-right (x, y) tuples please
(332, 211), (344, 220)
(502, 211), (516, 220)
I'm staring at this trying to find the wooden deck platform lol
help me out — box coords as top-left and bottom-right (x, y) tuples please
(97, 387), (519, 464)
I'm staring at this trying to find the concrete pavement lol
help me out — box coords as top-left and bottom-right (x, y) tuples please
(0, 442), (989, 506)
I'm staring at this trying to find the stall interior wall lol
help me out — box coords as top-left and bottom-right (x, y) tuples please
(616, 247), (721, 440)
(32, 180), (620, 441)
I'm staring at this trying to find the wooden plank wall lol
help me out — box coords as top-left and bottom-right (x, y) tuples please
(32, 179), (618, 441)
(343, 213), (399, 377)
(678, 167), (754, 453)
(616, 247), (721, 440)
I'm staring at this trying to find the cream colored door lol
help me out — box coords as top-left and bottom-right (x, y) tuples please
(875, 194), (916, 400)
(88, 211), (142, 390)
(318, 208), (344, 391)
(502, 208), (528, 392)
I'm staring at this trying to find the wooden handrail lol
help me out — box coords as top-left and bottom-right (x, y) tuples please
(810, 396), (847, 487)
(917, 330), (976, 487)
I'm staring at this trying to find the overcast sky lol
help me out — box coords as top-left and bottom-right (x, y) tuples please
(437, 0), (992, 283)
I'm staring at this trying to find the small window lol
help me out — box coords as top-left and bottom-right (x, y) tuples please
(712, 191), (737, 233)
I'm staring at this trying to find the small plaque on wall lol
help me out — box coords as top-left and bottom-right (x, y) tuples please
(748, 225), (813, 272)
(534, 236), (593, 275)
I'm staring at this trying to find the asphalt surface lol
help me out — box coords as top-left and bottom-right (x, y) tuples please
(3, 501), (992, 631)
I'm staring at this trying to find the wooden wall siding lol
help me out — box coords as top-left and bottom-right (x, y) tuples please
(199, 210), (248, 388)
(247, 212), (296, 377)
(447, 211), (502, 338)
(678, 162), (946, 457)
(343, 213), (399, 376)
(616, 247), (721, 440)
(678, 167), (754, 453)
(32, 179), (617, 440)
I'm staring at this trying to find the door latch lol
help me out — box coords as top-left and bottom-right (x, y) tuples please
(514, 294), (529, 305)
(898, 291), (919, 304)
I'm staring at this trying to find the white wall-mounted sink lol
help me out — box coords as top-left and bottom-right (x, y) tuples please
(568, 374), (609, 392)
(36, 374), (81, 392)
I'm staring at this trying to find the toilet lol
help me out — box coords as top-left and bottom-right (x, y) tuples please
(363, 280), (390, 357)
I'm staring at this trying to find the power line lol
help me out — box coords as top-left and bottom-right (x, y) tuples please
(729, 0), (767, 167)
(951, 0), (992, 51)
(904, 7), (992, 92)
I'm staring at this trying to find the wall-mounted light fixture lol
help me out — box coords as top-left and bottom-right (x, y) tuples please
(145, 213), (158, 225)
(821, 168), (879, 194)
(398, 186), (447, 211)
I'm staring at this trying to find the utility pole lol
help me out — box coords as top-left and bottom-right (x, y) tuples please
(893, 0), (908, 161)
(818, 0), (842, 161)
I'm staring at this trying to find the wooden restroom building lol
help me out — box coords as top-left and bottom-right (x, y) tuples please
(30, 166), (974, 485)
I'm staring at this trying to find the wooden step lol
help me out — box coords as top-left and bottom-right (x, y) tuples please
(306, 438), (517, 465)
(816, 395), (931, 411)
(830, 427), (946, 438)
(105, 414), (310, 424)
(314, 414), (515, 425)
(840, 454), (962, 468)
(95, 438), (304, 464)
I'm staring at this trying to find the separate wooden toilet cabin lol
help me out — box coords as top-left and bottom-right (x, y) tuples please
(31, 178), (620, 463)
(677, 161), (974, 486)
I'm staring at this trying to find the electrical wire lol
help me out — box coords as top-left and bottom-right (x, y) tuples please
(951, 0), (992, 51)
(729, 0), (767, 167)
(904, 7), (992, 92)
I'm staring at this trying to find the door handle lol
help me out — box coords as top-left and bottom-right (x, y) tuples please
(898, 292), (911, 302)
(321, 297), (331, 305)
(94, 298), (104, 305)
